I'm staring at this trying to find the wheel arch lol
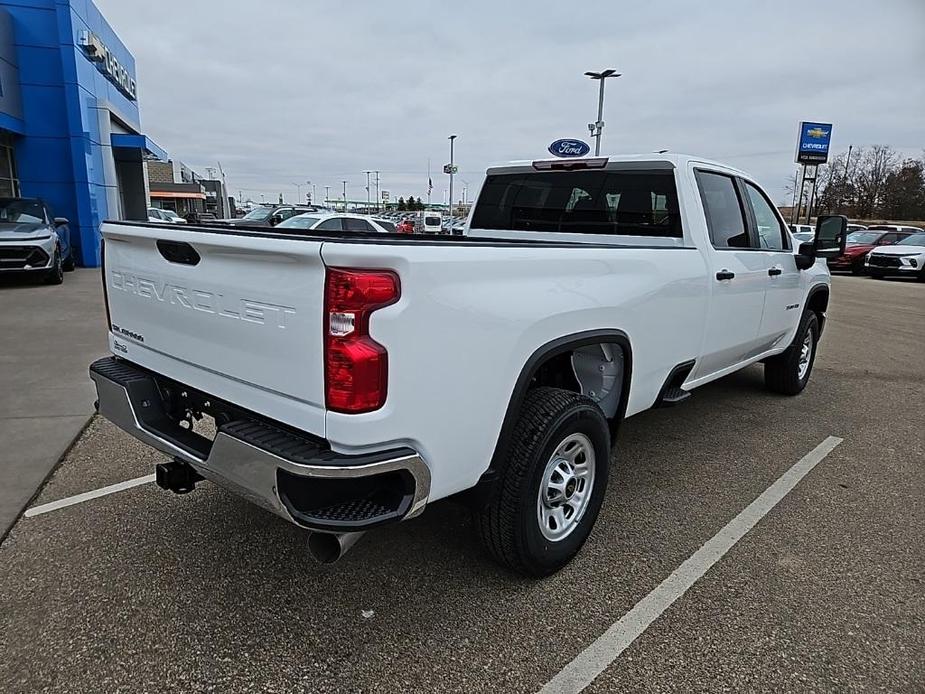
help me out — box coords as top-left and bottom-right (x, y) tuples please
(806, 284), (830, 333)
(485, 329), (633, 480)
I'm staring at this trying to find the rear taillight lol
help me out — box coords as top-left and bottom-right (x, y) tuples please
(324, 268), (400, 413)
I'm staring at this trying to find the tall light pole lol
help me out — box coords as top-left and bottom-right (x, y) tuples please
(292, 182), (302, 204)
(447, 134), (457, 215)
(342, 180), (348, 212)
(324, 186), (330, 207)
(306, 180), (314, 205)
(584, 69), (621, 156)
(364, 170), (372, 212)
(374, 171), (380, 213)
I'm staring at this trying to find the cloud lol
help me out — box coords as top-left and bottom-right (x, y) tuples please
(96, 0), (925, 204)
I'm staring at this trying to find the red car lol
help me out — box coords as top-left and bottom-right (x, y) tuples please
(827, 229), (915, 274)
(396, 218), (415, 234)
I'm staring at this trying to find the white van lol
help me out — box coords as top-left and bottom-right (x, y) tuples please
(422, 211), (443, 234)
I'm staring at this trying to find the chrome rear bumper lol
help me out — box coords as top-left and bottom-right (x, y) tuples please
(89, 357), (430, 530)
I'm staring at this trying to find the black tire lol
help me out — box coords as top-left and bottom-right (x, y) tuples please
(764, 311), (819, 395)
(474, 387), (610, 577)
(850, 260), (865, 275)
(869, 271), (885, 279)
(43, 248), (64, 285)
(62, 251), (76, 272)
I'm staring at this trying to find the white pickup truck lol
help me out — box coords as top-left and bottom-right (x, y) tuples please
(90, 154), (847, 576)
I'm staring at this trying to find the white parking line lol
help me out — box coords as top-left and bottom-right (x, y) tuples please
(539, 435), (843, 694)
(24, 474), (156, 518)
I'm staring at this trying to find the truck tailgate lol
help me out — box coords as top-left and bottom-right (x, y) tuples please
(101, 223), (327, 434)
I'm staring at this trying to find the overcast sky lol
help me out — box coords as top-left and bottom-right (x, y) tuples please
(96, 0), (924, 206)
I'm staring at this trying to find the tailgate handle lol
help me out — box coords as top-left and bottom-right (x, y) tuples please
(157, 240), (200, 266)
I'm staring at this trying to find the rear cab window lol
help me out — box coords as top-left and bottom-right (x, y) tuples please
(469, 167), (684, 242)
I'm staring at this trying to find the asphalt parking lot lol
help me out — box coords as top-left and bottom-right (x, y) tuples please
(1, 275), (922, 693)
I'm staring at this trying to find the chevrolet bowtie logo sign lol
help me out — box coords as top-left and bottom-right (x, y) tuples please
(79, 30), (137, 101)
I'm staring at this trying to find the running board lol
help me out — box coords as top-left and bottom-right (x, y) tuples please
(654, 360), (695, 408)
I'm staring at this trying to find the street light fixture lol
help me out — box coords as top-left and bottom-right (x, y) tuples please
(584, 68), (621, 156)
(448, 134), (457, 215)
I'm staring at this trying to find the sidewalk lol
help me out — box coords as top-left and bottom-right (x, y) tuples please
(0, 269), (107, 539)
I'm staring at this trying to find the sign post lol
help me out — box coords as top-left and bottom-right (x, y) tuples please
(794, 122), (833, 225)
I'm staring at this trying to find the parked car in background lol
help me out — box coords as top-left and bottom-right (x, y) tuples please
(789, 223), (814, 236)
(222, 204), (318, 228)
(865, 232), (925, 280)
(147, 207), (187, 224)
(792, 231), (814, 244)
(847, 223), (868, 232)
(396, 218), (415, 234)
(276, 212), (393, 233)
(0, 197), (73, 284)
(827, 229), (915, 274)
(421, 211), (443, 234)
(866, 224), (924, 234)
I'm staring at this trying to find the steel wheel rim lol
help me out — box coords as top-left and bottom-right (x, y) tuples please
(537, 432), (595, 542)
(797, 330), (813, 380)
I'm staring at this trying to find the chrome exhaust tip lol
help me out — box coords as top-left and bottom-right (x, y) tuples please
(306, 531), (365, 564)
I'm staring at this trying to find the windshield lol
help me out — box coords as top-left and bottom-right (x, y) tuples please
(374, 219), (396, 232)
(277, 215), (320, 229)
(846, 231), (882, 244)
(897, 233), (925, 247)
(425, 216), (441, 226)
(0, 198), (45, 224)
(162, 209), (182, 219)
(242, 207), (273, 221)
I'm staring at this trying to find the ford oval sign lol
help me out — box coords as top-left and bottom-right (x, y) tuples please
(548, 139), (591, 158)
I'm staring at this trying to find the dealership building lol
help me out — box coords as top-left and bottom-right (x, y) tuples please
(0, 0), (167, 267)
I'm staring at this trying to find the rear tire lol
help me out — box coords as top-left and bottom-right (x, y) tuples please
(764, 311), (819, 395)
(62, 251), (76, 272)
(474, 387), (610, 577)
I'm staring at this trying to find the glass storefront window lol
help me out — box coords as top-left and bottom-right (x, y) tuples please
(0, 132), (19, 197)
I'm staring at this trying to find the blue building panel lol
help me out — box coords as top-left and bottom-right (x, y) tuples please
(0, 0), (165, 267)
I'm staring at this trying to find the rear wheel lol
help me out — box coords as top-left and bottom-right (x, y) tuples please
(764, 311), (819, 395)
(62, 250), (76, 272)
(474, 387), (610, 577)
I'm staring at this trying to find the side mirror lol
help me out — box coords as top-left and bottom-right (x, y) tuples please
(812, 215), (848, 259)
(54, 217), (69, 227)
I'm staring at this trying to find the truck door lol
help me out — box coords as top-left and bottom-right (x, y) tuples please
(691, 170), (769, 379)
(740, 180), (803, 351)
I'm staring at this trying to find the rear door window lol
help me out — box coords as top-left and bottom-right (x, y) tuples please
(343, 217), (375, 232)
(470, 170), (683, 237)
(315, 218), (344, 232)
(694, 171), (750, 249)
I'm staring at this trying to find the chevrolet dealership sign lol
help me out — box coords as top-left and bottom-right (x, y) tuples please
(79, 30), (137, 100)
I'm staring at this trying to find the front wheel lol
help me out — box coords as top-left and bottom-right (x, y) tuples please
(474, 387), (610, 577)
(764, 311), (819, 395)
(43, 248), (64, 285)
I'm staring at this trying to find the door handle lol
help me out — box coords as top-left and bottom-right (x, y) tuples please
(768, 267), (782, 276)
(715, 270), (735, 281)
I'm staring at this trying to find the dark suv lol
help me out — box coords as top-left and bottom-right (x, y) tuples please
(223, 205), (319, 228)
